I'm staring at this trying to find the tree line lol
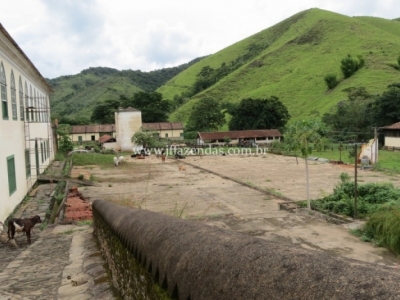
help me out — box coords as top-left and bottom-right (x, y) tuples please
(90, 91), (170, 124)
(322, 83), (400, 142)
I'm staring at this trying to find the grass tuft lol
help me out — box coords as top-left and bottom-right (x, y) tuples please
(363, 207), (400, 254)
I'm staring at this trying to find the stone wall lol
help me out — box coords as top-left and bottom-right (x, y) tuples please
(92, 200), (400, 300)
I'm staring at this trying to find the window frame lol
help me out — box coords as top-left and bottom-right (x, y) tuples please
(19, 76), (24, 120)
(10, 70), (17, 120)
(29, 85), (33, 121)
(25, 149), (31, 178)
(1, 62), (8, 120)
(25, 82), (29, 121)
(7, 155), (17, 195)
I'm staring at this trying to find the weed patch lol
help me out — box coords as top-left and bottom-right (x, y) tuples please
(311, 180), (400, 218)
(77, 220), (93, 226)
(363, 207), (400, 254)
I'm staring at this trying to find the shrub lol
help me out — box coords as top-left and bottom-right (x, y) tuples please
(324, 74), (338, 89)
(269, 141), (286, 154)
(184, 131), (197, 140)
(224, 137), (232, 145)
(357, 55), (365, 68)
(398, 55), (400, 67)
(310, 181), (400, 218)
(55, 152), (66, 161)
(340, 55), (364, 79)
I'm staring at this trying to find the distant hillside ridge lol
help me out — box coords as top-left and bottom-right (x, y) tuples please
(156, 8), (400, 124)
(49, 57), (206, 121)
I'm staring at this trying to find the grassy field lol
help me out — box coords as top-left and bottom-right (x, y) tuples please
(156, 8), (400, 124)
(375, 151), (400, 172)
(71, 153), (115, 166)
(309, 147), (400, 172)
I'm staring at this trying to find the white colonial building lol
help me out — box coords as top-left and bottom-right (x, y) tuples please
(0, 23), (54, 223)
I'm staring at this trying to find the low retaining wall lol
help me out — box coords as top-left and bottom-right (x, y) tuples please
(92, 200), (400, 300)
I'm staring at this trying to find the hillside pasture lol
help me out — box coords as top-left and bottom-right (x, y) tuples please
(158, 9), (400, 123)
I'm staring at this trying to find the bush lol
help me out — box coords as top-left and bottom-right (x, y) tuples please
(269, 141), (286, 154)
(398, 55), (400, 67)
(357, 55), (365, 69)
(184, 131), (197, 140)
(100, 149), (116, 155)
(83, 142), (101, 153)
(364, 207), (400, 254)
(324, 74), (338, 89)
(340, 55), (364, 79)
(311, 180), (400, 218)
(54, 152), (66, 161)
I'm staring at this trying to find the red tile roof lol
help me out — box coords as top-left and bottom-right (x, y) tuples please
(142, 122), (184, 131)
(198, 129), (282, 140)
(71, 124), (116, 134)
(382, 122), (400, 130)
(99, 134), (115, 143)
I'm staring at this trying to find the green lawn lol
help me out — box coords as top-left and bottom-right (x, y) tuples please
(310, 147), (400, 172)
(310, 146), (354, 163)
(375, 150), (400, 172)
(71, 153), (115, 166)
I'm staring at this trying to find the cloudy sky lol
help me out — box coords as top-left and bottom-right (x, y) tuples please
(0, 0), (398, 79)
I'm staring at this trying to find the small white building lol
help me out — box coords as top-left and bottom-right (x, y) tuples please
(0, 23), (54, 222)
(382, 122), (400, 149)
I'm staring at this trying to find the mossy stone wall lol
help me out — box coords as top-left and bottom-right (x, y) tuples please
(92, 200), (400, 300)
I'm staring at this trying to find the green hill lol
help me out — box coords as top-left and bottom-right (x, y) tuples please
(49, 58), (204, 122)
(157, 8), (400, 124)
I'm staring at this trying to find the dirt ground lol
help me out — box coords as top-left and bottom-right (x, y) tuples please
(75, 153), (400, 267)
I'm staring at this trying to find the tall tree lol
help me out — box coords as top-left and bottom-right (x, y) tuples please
(284, 120), (327, 209)
(186, 97), (225, 131)
(228, 97), (290, 130)
(370, 83), (400, 127)
(131, 127), (162, 148)
(322, 87), (373, 141)
(90, 99), (121, 124)
(122, 91), (170, 122)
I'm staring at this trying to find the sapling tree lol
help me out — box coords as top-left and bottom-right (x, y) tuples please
(56, 124), (74, 153)
(131, 127), (162, 148)
(284, 120), (327, 209)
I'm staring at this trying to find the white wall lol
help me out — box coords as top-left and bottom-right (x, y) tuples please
(0, 29), (53, 222)
(359, 139), (378, 164)
(103, 142), (117, 150)
(385, 137), (400, 148)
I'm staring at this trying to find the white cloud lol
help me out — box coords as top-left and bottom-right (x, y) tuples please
(0, 0), (399, 78)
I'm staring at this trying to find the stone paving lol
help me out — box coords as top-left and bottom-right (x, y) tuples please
(0, 179), (114, 299)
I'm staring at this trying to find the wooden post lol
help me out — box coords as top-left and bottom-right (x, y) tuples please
(354, 144), (358, 219)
